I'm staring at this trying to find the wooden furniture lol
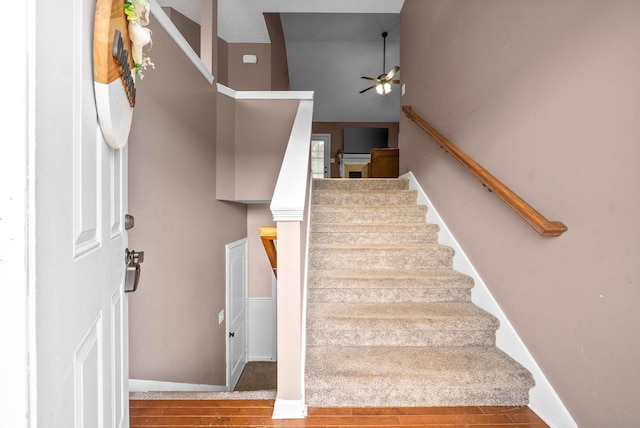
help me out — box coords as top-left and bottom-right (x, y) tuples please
(362, 148), (399, 178)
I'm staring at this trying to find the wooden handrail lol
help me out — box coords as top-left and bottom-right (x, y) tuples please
(402, 106), (567, 237)
(259, 226), (278, 277)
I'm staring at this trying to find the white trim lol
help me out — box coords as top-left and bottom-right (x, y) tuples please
(247, 297), (276, 361)
(226, 238), (249, 391)
(0, 1), (32, 426)
(129, 379), (227, 392)
(149, 0), (214, 84)
(216, 83), (314, 100)
(401, 172), (577, 428)
(272, 399), (307, 419)
(271, 100), (315, 222)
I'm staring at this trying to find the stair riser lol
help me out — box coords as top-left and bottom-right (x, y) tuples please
(311, 207), (427, 224)
(311, 231), (438, 245)
(307, 274), (473, 290)
(307, 288), (471, 304)
(313, 179), (409, 191)
(312, 190), (418, 206)
(310, 248), (454, 270)
(305, 387), (531, 408)
(307, 329), (495, 347)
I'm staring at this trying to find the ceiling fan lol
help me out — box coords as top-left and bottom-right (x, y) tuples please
(360, 31), (400, 95)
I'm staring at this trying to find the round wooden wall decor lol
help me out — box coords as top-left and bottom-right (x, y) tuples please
(94, 0), (135, 150)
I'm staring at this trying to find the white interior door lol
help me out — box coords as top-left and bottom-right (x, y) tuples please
(226, 239), (248, 390)
(33, 0), (129, 426)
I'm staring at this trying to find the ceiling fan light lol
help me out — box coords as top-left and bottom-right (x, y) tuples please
(375, 82), (392, 95)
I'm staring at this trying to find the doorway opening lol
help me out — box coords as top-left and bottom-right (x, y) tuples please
(311, 134), (331, 178)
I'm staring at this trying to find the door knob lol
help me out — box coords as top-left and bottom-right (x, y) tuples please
(125, 214), (135, 230)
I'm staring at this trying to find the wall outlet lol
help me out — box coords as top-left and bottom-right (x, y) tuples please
(218, 310), (224, 324)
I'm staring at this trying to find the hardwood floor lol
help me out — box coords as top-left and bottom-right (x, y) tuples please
(130, 399), (550, 427)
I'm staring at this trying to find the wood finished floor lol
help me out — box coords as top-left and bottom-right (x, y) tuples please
(130, 399), (550, 427)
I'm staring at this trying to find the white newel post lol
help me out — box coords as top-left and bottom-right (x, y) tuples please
(270, 99), (314, 419)
(272, 221), (306, 418)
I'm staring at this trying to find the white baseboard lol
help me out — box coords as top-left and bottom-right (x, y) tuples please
(129, 379), (228, 392)
(272, 398), (307, 419)
(401, 172), (577, 428)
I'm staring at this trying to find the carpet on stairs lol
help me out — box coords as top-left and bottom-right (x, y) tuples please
(305, 178), (534, 408)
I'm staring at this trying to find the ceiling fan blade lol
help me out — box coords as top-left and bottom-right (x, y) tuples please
(386, 66), (400, 79)
(359, 84), (378, 94)
(361, 76), (379, 81)
(391, 79), (400, 84)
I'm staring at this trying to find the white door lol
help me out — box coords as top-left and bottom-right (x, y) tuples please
(226, 239), (248, 390)
(33, 0), (130, 427)
(311, 134), (331, 178)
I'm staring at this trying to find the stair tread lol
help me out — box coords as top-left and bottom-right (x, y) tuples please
(306, 345), (534, 388)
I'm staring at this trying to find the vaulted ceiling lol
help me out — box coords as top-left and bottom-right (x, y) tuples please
(158, 0), (404, 122)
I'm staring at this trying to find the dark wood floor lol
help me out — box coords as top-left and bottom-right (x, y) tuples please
(130, 399), (550, 427)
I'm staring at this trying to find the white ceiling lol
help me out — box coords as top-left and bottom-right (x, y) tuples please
(158, 0), (405, 122)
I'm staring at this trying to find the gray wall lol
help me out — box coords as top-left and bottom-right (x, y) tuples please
(286, 38), (400, 122)
(400, 1), (640, 426)
(128, 18), (247, 385)
(281, 13), (401, 123)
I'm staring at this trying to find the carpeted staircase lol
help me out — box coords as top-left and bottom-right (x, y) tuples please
(305, 178), (535, 407)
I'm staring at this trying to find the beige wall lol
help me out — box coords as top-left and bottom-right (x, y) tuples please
(216, 93), (236, 201)
(216, 96), (300, 301)
(199, 1), (217, 76)
(264, 13), (291, 91)
(247, 205), (276, 298)
(162, 7), (200, 55)
(234, 99), (299, 201)
(216, 97), (299, 203)
(217, 38), (229, 86)
(128, 19), (247, 385)
(312, 122), (399, 177)
(227, 43), (272, 91)
(400, 1), (640, 426)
